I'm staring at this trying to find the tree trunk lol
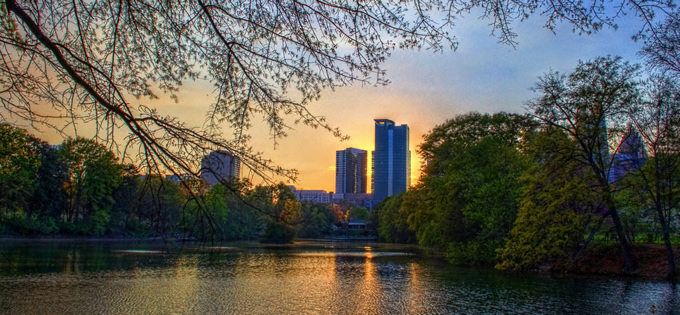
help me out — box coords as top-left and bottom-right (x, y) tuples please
(656, 208), (676, 278)
(662, 232), (676, 279)
(609, 207), (639, 273)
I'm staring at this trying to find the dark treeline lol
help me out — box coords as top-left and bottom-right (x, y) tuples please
(0, 128), (369, 243)
(372, 56), (680, 278)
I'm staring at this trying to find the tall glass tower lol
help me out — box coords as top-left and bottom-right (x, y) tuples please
(335, 148), (368, 194)
(372, 119), (410, 205)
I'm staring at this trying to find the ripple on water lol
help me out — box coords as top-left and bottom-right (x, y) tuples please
(1, 242), (679, 314)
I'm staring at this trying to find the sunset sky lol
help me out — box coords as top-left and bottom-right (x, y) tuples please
(31, 13), (649, 193)
(248, 15), (648, 192)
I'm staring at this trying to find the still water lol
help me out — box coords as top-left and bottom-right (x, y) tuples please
(0, 240), (678, 314)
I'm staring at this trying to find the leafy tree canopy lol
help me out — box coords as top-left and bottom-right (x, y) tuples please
(419, 112), (535, 177)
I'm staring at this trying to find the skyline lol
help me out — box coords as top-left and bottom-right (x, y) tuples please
(252, 15), (648, 192)
(26, 13), (649, 193)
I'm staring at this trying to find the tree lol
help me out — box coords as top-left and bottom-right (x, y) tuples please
(407, 112), (534, 264)
(375, 193), (415, 243)
(0, 0), (672, 182)
(420, 136), (531, 265)
(419, 112), (536, 177)
(184, 183), (230, 240)
(627, 76), (680, 278)
(29, 143), (68, 221)
(349, 207), (369, 220)
(110, 164), (144, 235)
(0, 124), (42, 216)
(641, 11), (680, 77)
(59, 137), (122, 234)
(138, 176), (185, 236)
(498, 129), (602, 270)
(220, 179), (267, 240)
(260, 183), (300, 243)
(297, 202), (334, 238)
(527, 56), (641, 272)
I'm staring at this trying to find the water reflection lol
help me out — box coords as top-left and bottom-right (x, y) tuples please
(0, 240), (679, 314)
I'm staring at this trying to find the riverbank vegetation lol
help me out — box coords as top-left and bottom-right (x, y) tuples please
(0, 127), (358, 243)
(373, 56), (680, 279)
(2, 56), (679, 279)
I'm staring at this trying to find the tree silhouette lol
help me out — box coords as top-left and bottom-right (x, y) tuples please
(0, 0), (672, 181)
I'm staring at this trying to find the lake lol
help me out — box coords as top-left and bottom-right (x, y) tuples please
(0, 240), (678, 314)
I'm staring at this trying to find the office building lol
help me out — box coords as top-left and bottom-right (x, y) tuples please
(200, 150), (240, 185)
(335, 148), (368, 194)
(609, 126), (647, 183)
(372, 119), (410, 204)
(289, 186), (331, 203)
(332, 193), (373, 210)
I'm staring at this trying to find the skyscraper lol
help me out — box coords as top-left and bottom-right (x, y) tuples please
(372, 119), (410, 204)
(609, 125), (647, 183)
(335, 148), (368, 194)
(200, 150), (240, 186)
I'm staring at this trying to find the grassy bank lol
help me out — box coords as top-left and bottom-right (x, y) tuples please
(545, 244), (680, 281)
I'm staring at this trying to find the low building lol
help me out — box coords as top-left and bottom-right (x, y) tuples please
(332, 193), (373, 210)
(346, 219), (368, 230)
(289, 186), (331, 203)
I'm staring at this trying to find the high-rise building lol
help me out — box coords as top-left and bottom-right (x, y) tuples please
(335, 148), (368, 194)
(372, 119), (410, 204)
(200, 150), (240, 185)
(609, 125), (647, 183)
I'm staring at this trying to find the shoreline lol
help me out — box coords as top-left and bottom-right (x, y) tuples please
(0, 234), (181, 242)
(534, 243), (680, 282)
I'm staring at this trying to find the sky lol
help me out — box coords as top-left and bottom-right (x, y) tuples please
(30, 10), (650, 193)
(242, 13), (648, 192)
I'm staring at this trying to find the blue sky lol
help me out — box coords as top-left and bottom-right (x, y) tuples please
(29, 9), (652, 192)
(258, 12), (650, 192)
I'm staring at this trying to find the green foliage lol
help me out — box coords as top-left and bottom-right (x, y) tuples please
(257, 183), (300, 243)
(419, 112), (535, 177)
(0, 124), (42, 215)
(297, 202), (334, 238)
(138, 176), (184, 235)
(497, 157), (599, 270)
(402, 112), (535, 265)
(349, 207), (369, 220)
(375, 193), (416, 243)
(439, 138), (529, 265)
(528, 56), (644, 272)
(59, 137), (122, 231)
(1, 212), (60, 235)
(110, 166), (143, 235)
(220, 182), (266, 240)
(262, 221), (296, 244)
(184, 183), (231, 240)
(29, 144), (68, 219)
(83, 209), (111, 236)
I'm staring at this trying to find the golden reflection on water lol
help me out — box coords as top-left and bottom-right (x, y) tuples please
(62, 249), (79, 275)
(105, 254), (200, 314)
(332, 247), (382, 314)
(356, 253), (381, 313)
(407, 262), (425, 312)
(227, 251), (341, 314)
